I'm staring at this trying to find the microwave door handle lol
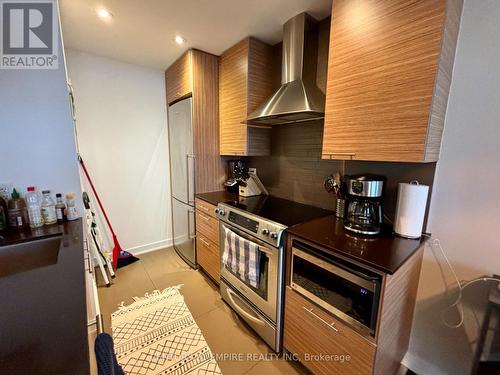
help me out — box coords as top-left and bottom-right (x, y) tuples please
(293, 244), (380, 283)
(348, 269), (380, 283)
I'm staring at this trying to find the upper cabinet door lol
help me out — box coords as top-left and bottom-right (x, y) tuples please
(166, 51), (193, 105)
(219, 39), (249, 156)
(322, 0), (462, 162)
(219, 38), (273, 156)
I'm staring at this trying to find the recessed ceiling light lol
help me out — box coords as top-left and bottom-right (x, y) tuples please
(96, 8), (113, 20)
(174, 35), (186, 45)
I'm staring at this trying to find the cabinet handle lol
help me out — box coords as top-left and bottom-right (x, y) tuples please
(198, 213), (211, 222)
(303, 307), (339, 332)
(326, 153), (355, 160)
(200, 237), (210, 247)
(96, 314), (104, 334)
(87, 256), (93, 274)
(198, 205), (210, 212)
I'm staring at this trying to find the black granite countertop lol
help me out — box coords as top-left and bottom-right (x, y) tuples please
(195, 190), (239, 206)
(286, 215), (425, 274)
(0, 219), (89, 374)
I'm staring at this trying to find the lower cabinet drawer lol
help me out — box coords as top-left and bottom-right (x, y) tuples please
(196, 234), (220, 282)
(196, 210), (219, 244)
(284, 287), (376, 375)
(195, 198), (218, 219)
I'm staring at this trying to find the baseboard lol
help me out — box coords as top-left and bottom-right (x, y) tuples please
(126, 238), (173, 256)
(402, 352), (447, 375)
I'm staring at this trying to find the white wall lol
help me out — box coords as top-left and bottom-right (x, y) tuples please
(405, 1), (500, 374)
(64, 49), (171, 254)
(0, 20), (81, 209)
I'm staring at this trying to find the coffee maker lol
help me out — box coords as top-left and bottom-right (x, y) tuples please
(225, 160), (247, 192)
(344, 175), (385, 235)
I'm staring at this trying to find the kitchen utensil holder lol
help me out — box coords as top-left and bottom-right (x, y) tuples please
(336, 198), (346, 218)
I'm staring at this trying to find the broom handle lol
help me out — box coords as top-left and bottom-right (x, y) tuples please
(78, 155), (117, 237)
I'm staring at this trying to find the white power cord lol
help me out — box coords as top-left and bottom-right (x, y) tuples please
(427, 238), (500, 329)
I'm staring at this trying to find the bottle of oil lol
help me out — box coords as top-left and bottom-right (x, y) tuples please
(55, 193), (67, 224)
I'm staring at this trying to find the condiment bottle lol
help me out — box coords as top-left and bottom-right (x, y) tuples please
(41, 190), (57, 225)
(7, 188), (29, 229)
(0, 196), (8, 231)
(26, 186), (44, 228)
(65, 193), (78, 221)
(55, 193), (67, 224)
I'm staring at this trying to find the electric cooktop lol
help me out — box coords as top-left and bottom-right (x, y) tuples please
(223, 195), (332, 227)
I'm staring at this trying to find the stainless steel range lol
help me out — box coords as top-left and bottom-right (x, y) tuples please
(215, 196), (330, 352)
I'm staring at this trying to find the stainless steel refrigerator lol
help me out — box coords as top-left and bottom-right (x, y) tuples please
(168, 97), (196, 267)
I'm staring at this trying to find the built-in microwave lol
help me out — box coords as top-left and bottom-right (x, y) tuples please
(290, 241), (382, 337)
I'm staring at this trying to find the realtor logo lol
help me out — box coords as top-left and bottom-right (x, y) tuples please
(0, 0), (58, 69)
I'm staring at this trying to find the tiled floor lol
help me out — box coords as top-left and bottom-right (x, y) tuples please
(97, 248), (308, 375)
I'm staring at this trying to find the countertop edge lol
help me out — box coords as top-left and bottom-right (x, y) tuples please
(195, 191), (239, 206)
(286, 216), (427, 275)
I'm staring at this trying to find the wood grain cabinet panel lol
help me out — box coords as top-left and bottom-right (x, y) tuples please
(165, 51), (193, 105)
(322, 0), (463, 162)
(165, 50), (225, 194)
(219, 37), (273, 156)
(196, 234), (220, 282)
(284, 287), (375, 375)
(283, 235), (425, 375)
(195, 210), (219, 245)
(195, 199), (221, 283)
(194, 198), (217, 219)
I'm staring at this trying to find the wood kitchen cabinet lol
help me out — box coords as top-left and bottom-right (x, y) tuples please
(165, 51), (193, 105)
(322, 0), (463, 162)
(165, 50), (225, 193)
(219, 37), (274, 156)
(283, 235), (424, 375)
(194, 198), (220, 283)
(285, 287), (375, 375)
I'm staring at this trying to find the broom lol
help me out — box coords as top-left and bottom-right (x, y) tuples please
(78, 155), (139, 269)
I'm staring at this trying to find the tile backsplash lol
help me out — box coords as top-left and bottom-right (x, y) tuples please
(248, 121), (436, 225)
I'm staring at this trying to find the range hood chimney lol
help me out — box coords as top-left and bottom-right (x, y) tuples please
(245, 13), (325, 125)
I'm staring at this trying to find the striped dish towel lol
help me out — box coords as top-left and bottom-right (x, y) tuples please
(222, 227), (261, 288)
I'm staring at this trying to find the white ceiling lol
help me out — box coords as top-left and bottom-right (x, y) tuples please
(59, 0), (332, 70)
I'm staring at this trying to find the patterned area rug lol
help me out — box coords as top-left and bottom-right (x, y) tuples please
(112, 286), (222, 375)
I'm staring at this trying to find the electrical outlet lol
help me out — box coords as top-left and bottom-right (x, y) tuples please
(248, 168), (257, 174)
(0, 182), (13, 201)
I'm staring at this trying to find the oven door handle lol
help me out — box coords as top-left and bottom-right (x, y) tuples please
(221, 224), (274, 256)
(226, 288), (266, 326)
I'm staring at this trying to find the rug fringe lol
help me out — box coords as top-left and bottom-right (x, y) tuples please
(131, 284), (184, 303)
(113, 285), (184, 317)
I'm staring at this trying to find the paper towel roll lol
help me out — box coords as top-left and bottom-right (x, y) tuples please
(394, 181), (429, 239)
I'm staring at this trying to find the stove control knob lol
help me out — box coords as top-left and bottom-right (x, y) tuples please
(261, 228), (270, 236)
(270, 232), (278, 239)
(218, 209), (225, 216)
(214, 208), (220, 214)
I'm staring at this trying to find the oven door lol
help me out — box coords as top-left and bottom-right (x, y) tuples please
(219, 222), (279, 322)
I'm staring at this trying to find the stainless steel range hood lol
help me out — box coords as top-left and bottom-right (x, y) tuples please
(245, 13), (325, 126)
